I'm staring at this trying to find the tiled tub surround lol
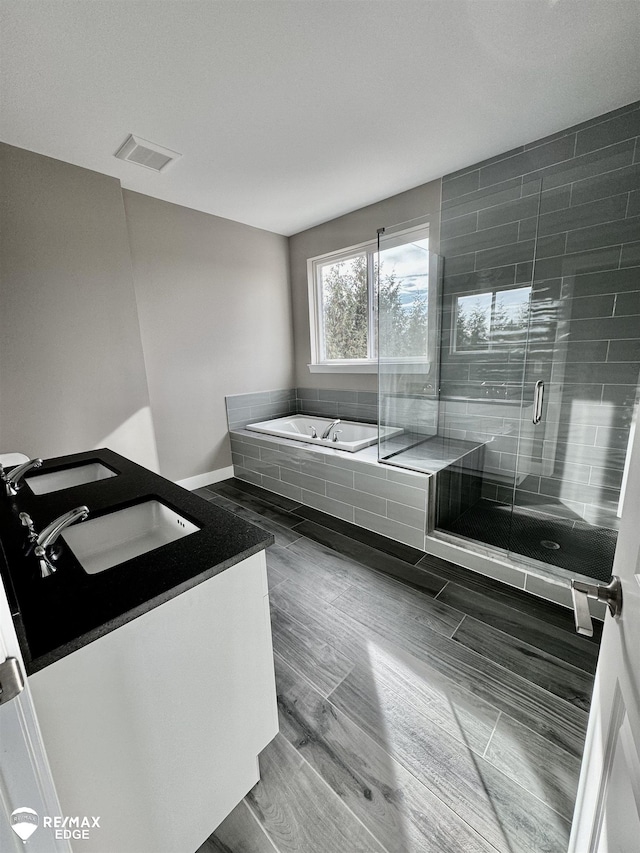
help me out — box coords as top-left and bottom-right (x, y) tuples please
(228, 387), (536, 487)
(438, 100), (640, 531)
(225, 386), (438, 434)
(226, 395), (606, 595)
(229, 425), (487, 550)
(226, 388), (298, 431)
(229, 427), (431, 549)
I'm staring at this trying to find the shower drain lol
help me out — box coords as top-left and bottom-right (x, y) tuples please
(540, 540), (561, 550)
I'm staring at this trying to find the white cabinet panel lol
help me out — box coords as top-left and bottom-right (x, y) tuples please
(29, 551), (277, 853)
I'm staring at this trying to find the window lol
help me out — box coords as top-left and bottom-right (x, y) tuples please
(315, 247), (373, 362)
(378, 228), (430, 362)
(453, 285), (531, 353)
(308, 225), (431, 371)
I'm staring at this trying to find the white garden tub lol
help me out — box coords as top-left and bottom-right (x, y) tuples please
(246, 415), (402, 453)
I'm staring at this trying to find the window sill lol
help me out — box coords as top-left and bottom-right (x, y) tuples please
(308, 362), (377, 374)
(308, 360), (433, 374)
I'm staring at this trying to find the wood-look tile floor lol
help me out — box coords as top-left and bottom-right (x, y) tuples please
(194, 479), (601, 853)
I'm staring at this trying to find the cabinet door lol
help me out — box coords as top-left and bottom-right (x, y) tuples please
(29, 551), (277, 853)
(0, 573), (70, 853)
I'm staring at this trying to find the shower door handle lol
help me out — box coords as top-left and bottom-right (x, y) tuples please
(533, 380), (544, 424)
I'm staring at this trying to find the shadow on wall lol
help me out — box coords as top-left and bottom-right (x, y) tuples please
(97, 406), (159, 473)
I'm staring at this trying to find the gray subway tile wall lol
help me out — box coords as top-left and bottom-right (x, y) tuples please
(438, 100), (640, 528)
(227, 386), (405, 430)
(225, 388), (297, 430)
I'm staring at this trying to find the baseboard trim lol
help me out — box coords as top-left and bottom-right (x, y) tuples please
(176, 466), (234, 491)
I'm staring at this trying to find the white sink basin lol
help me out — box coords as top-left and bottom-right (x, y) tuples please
(62, 500), (200, 575)
(26, 462), (117, 495)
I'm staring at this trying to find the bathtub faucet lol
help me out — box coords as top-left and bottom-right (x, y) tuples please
(321, 419), (341, 440)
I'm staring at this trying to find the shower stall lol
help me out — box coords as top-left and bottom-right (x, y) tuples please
(378, 150), (640, 584)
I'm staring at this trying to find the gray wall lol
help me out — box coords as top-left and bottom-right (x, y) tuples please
(0, 144), (293, 483)
(288, 181), (441, 392)
(0, 144), (158, 469)
(123, 191), (293, 482)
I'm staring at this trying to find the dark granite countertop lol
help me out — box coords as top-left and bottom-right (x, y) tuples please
(0, 449), (272, 674)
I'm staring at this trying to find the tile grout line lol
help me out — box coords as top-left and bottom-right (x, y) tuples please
(444, 621), (591, 732)
(433, 579), (450, 601)
(437, 584), (598, 674)
(273, 649), (346, 702)
(287, 527), (442, 597)
(270, 598), (355, 699)
(270, 725), (393, 853)
(482, 711), (502, 759)
(448, 610), (466, 639)
(468, 610), (597, 678)
(210, 494), (306, 546)
(240, 798), (283, 853)
(477, 705), (581, 822)
(283, 532), (304, 547)
(480, 738), (576, 825)
(425, 568), (599, 651)
(266, 575), (288, 595)
(327, 582), (356, 606)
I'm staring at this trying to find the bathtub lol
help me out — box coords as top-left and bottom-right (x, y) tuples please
(246, 415), (402, 453)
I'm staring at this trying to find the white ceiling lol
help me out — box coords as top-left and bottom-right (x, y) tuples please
(1, 1), (640, 236)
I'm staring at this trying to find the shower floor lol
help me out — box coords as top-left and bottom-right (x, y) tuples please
(443, 498), (617, 582)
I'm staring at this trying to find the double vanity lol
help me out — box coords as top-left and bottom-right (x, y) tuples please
(0, 449), (278, 853)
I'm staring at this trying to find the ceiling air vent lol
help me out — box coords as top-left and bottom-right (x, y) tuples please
(114, 134), (181, 173)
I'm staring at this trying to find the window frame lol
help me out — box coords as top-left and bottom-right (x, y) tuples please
(307, 224), (432, 373)
(307, 238), (378, 373)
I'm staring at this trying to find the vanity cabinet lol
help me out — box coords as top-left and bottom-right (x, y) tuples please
(28, 550), (277, 853)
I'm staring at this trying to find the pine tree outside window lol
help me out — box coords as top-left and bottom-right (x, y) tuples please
(308, 226), (431, 371)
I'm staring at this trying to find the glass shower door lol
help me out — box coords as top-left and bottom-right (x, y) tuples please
(432, 175), (541, 552)
(376, 219), (441, 468)
(434, 118), (640, 582)
(509, 160), (640, 580)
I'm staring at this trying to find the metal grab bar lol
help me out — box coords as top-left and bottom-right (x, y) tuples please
(533, 380), (544, 424)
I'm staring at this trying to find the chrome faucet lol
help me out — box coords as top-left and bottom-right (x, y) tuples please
(34, 505), (89, 577)
(321, 419), (341, 440)
(0, 458), (43, 496)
